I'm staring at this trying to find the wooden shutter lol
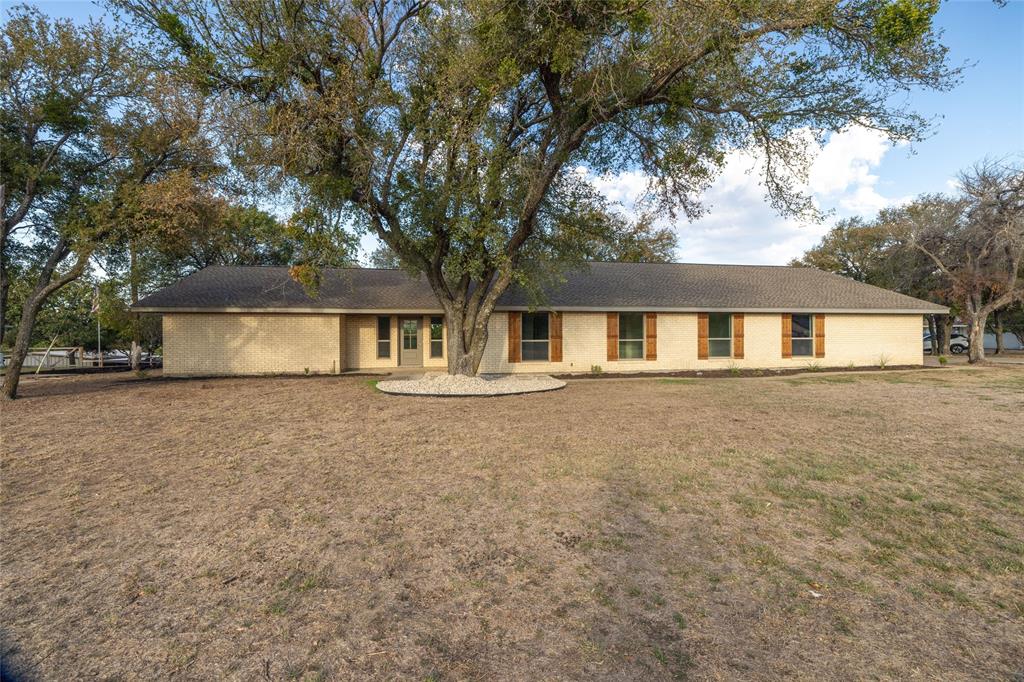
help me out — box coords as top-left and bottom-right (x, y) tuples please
(732, 313), (744, 359)
(781, 313), (792, 358)
(814, 314), (825, 358)
(645, 313), (657, 360)
(697, 312), (709, 359)
(550, 312), (563, 362)
(508, 312), (521, 363)
(606, 313), (618, 361)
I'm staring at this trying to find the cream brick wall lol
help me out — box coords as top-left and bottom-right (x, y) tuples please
(477, 311), (924, 373)
(164, 310), (923, 375)
(163, 313), (342, 376)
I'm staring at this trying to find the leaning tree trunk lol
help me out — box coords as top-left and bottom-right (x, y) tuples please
(966, 311), (988, 364)
(1, 243), (88, 400)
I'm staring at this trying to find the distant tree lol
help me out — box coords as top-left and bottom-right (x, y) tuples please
(992, 301), (1024, 349)
(368, 244), (402, 270)
(899, 162), (1024, 363)
(793, 213), (957, 353)
(789, 218), (900, 286)
(121, 0), (958, 375)
(584, 216), (677, 264)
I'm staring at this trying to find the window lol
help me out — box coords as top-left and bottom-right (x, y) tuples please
(618, 312), (644, 359)
(708, 313), (732, 358)
(791, 314), (813, 357)
(521, 312), (549, 361)
(376, 316), (391, 358)
(401, 318), (418, 350)
(430, 316), (444, 358)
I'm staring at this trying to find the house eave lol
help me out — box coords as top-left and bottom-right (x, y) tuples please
(134, 305), (947, 315)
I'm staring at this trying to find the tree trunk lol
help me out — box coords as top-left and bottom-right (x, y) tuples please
(937, 314), (950, 356)
(0, 258), (8, 349)
(2, 243), (89, 400)
(926, 315), (937, 355)
(443, 304), (491, 376)
(992, 309), (1004, 355)
(966, 312), (987, 364)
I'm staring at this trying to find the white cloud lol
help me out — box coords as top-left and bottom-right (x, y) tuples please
(357, 127), (906, 266)
(589, 127), (906, 265)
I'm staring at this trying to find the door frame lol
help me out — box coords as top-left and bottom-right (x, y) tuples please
(398, 316), (423, 367)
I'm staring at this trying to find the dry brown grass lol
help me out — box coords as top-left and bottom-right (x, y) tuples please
(2, 366), (1022, 681)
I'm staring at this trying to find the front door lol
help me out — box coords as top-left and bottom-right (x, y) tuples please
(400, 317), (422, 366)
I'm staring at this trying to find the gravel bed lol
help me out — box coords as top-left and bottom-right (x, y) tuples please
(376, 373), (565, 396)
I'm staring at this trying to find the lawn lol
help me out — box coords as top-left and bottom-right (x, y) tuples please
(2, 367), (1022, 680)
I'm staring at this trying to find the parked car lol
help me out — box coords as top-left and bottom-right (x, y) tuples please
(923, 332), (969, 354)
(81, 350), (162, 367)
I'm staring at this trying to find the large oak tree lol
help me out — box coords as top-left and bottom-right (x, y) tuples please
(121, 0), (957, 374)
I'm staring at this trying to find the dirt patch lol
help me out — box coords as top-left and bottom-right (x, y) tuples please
(2, 367), (1022, 680)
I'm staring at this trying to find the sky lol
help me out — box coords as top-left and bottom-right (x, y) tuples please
(15, 0), (1024, 265)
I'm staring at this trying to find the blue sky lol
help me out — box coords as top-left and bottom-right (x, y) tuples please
(16, 0), (1024, 264)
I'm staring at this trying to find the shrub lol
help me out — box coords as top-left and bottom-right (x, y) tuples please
(938, 355), (948, 365)
(590, 365), (602, 374)
(878, 354), (891, 369)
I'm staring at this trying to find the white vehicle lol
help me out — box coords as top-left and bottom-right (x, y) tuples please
(923, 333), (969, 354)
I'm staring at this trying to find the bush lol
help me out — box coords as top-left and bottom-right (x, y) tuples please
(938, 355), (948, 365)
(590, 365), (602, 374)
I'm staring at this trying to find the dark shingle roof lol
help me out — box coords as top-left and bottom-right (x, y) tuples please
(134, 262), (946, 313)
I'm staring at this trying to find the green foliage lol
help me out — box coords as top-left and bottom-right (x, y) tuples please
(113, 0), (958, 371)
(875, 0), (940, 50)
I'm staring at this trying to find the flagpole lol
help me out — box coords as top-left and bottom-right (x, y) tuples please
(93, 285), (103, 368)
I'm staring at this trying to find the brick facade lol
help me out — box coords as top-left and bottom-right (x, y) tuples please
(162, 311), (923, 376)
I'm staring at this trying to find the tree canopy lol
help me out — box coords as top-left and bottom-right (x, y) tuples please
(116, 0), (958, 373)
(1, 5), (224, 397)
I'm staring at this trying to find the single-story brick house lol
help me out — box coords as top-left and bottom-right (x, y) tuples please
(134, 262), (947, 376)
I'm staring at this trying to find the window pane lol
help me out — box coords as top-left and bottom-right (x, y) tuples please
(709, 339), (731, 358)
(377, 316), (390, 341)
(791, 314), (812, 339)
(708, 313), (731, 339)
(431, 339), (443, 358)
(402, 320), (417, 350)
(792, 338), (813, 357)
(522, 341), (549, 361)
(619, 312), (644, 340)
(522, 312), (549, 341)
(619, 339), (644, 359)
(377, 340), (390, 359)
(430, 316), (443, 341)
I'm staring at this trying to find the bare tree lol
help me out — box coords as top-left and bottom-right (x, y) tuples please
(903, 162), (1024, 363)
